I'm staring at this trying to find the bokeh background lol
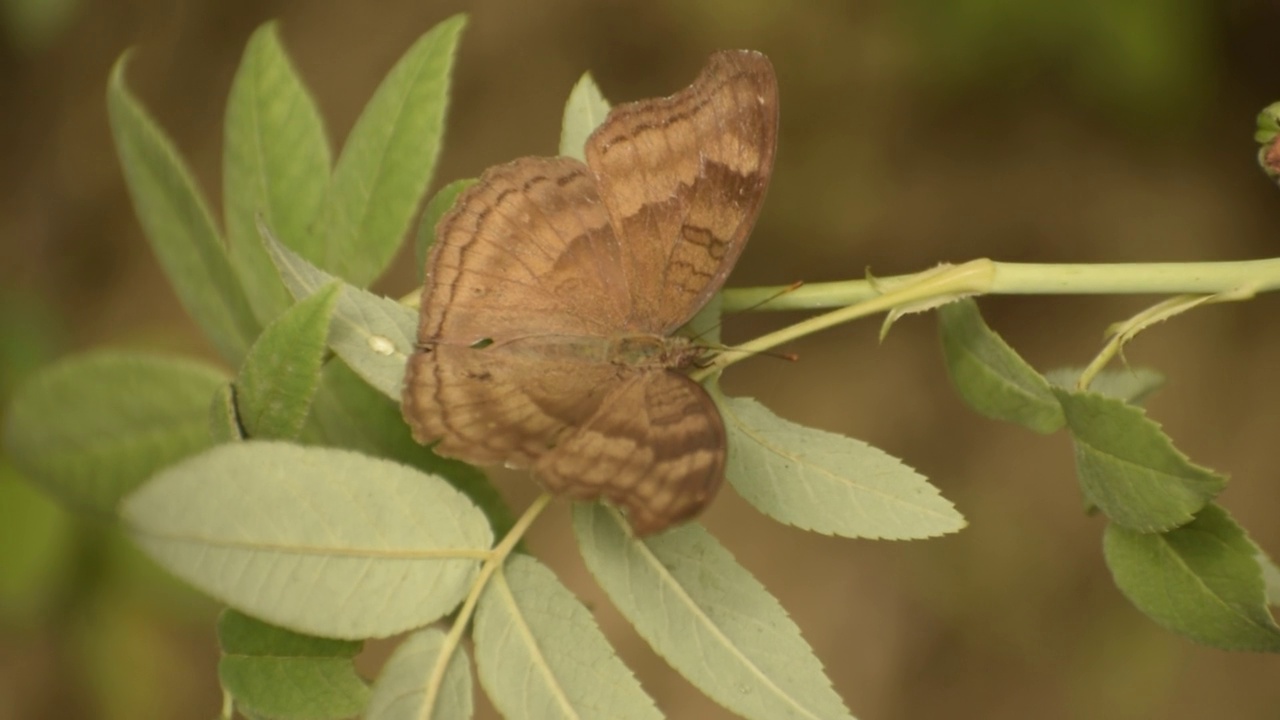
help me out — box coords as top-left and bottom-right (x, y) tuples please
(3, 1), (1280, 718)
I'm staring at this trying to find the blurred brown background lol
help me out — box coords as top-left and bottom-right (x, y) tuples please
(3, 1), (1280, 719)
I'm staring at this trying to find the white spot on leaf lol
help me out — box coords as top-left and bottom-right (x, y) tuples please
(368, 335), (396, 356)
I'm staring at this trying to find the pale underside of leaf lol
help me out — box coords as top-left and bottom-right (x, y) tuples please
(262, 225), (417, 400)
(366, 628), (474, 720)
(122, 442), (493, 639)
(574, 504), (854, 720)
(720, 395), (964, 540)
(474, 554), (660, 720)
(559, 72), (612, 161)
(1044, 366), (1165, 404)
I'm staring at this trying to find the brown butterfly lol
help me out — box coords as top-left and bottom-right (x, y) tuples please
(402, 50), (778, 535)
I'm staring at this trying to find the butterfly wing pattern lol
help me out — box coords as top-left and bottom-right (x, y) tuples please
(403, 50), (778, 535)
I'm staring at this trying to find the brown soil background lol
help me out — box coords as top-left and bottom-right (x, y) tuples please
(3, 2), (1280, 719)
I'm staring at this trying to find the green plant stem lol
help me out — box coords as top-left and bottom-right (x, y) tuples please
(720, 257), (1280, 313)
(1076, 287), (1254, 389)
(420, 493), (553, 718)
(1076, 295), (1197, 390)
(702, 260), (996, 376)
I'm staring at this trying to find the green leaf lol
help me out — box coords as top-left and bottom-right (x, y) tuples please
(719, 395), (964, 539)
(311, 15), (466, 286)
(263, 228), (416, 400)
(107, 54), (259, 364)
(1055, 388), (1225, 532)
(235, 283), (339, 440)
(938, 298), (1063, 433)
(366, 628), (472, 720)
(574, 505), (852, 720)
(414, 178), (476, 283)
(209, 383), (244, 443)
(1254, 101), (1280, 144)
(308, 360), (515, 539)
(1044, 366), (1165, 404)
(3, 350), (227, 514)
(1104, 503), (1280, 652)
(474, 555), (660, 720)
(218, 609), (369, 720)
(558, 72), (610, 161)
(223, 21), (332, 325)
(121, 442), (493, 639)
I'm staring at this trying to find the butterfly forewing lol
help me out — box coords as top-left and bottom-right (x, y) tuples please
(585, 50), (778, 333)
(421, 156), (631, 345)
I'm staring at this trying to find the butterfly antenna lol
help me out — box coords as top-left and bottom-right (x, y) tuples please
(737, 280), (805, 314)
(690, 282), (805, 365)
(707, 345), (798, 364)
(689, 281), (805, 345)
